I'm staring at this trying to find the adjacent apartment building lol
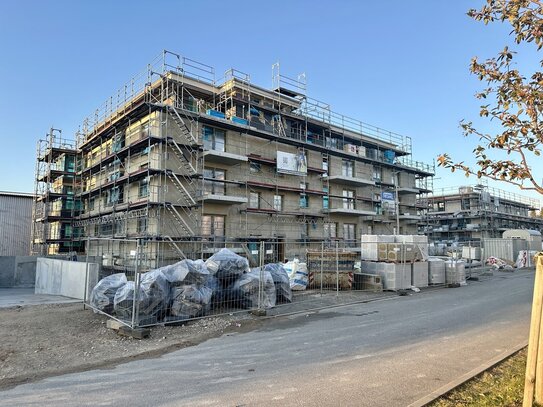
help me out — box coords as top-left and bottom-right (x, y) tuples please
(419, 185), (543, 242)
(34, 51), (434, 266)
(31, 129), (82, 255)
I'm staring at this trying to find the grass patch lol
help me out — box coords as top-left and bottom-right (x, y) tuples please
(429, 348), (528, 407)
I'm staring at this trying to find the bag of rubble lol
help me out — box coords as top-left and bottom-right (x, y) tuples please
(114, 269), (170, 325)
(90, 273), (127, 313)
(205, 248), (250, 287)
(230, 268), (276, 309)
(169, 284), (213, 320)
(263, 263), (292, 304)
(158, 259), (210, 286)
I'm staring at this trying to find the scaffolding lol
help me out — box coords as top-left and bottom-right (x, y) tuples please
(31, 128), (80, 255)
(420, 184), (543, 242)
(40, 49), (436, 264)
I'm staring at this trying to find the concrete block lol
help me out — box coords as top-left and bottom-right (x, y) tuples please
(360, 261), (410, 291)
(118, 326), (150, 339)
(428, 258), (446, 285)
(35, 258), (100, 300)
(106, 319), (126, 330)
(411, 262), (429, 288)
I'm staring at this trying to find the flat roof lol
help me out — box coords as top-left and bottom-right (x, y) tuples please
(0, 191), (34, 198)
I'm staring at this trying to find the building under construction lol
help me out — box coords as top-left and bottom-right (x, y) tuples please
(419, 185), (543, 242)
(33, 51), (434, 265)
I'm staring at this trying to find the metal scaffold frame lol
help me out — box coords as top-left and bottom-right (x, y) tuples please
(39, 49), (436, 265)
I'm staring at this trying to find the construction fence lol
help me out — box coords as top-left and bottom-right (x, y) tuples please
(83, 238), (393, 328)
(82, 236), (538, 329)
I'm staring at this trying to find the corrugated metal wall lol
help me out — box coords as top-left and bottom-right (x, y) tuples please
(481, 238), (530, 262)
(0, 193), (33, 256)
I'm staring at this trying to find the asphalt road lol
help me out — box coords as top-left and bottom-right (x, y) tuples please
(0, 270), (534, 407)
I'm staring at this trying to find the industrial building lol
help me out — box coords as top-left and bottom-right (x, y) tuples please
(33, 51), (434, 264)
(419, 185), (543, 242)
(0, 191), (33, 256)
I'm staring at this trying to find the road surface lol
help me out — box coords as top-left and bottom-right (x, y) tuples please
(0, 270), (534, 406)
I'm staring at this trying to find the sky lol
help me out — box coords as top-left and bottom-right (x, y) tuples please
(0, 0), (541, 203)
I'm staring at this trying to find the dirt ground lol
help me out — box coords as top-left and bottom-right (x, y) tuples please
(0, 303), (260, 390)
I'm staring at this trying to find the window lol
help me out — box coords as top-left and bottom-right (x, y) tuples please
(322, 156), (329, 176)
(137, 217), (148, 234)
(114, 220), (125, 235)
(89, 197), (95, 211)
(324, 222), (337, 239)
(299, 193), (309, 208)
(461, 199), (471, 210)
(138, 178), (150, 198)
(100, 223), (113, 236)
(202, 126), (225, 152)
(342, 190), (355, 209)
(343, 223), (356, 243)
(201, 215), (225, 237)
(322, 187), (329, 209)
(250, 162), (261, 173)
(372, 167), (382, 182)
(437, 202), (445, 211)
(273, 195), (283, 211)
(342, 160), (354, 177)
(112, 133), (125, 153)
(105, 187), (121, 206)
(63, 224), (73, 238)
(203, 168), (225, 195)
(249, 192), (260, 208)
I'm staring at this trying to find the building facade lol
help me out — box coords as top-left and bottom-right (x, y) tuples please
(419, 185), (543, 242)
(36, 52), (434, 267)
(0, 191), (33, 256)
(31, 129), (82, 255)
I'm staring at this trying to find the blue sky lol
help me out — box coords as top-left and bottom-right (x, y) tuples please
(0, 0), (541, 202)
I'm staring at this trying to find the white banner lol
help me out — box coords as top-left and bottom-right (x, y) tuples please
(277, 150), (307, 176)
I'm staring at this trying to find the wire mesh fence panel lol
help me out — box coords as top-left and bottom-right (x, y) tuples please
(83, 237), (407, 327)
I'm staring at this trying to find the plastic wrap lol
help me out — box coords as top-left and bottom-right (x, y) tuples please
(231, 268), (276, 309)
(90, 273), (127, 313)
(158, 259), (210, 286)
(264, 263), (292, 303)
(205, 248), (249, 286)
(170, 285), (213, 319)
(284, 259), (308, 291)
(113, 270), (170, 324)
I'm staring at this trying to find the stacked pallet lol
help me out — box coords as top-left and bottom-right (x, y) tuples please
(360, 235), (430, 290)
(306, 251), (357, 290)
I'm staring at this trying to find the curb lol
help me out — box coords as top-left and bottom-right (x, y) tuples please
(407, 340), (528, 407)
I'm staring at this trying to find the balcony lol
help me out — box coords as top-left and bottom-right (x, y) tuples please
(197, 193), (248, 205)
(324, 207), (376, 216)
(203, 150), (248, 165)
(327, 175), (375, 187)
(396, 186), (420, 194)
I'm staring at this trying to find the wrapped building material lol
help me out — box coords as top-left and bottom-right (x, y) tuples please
(114, 269), (170, 324)
(284, 259), (308, 290)
(231, 268), (276, 309)
(170, 285), (213, 319)
(411, 262), (428, 288)
(395, 235), (429, 261)
(90, 273), (127, 313)
(445, 260), (466, 285)
(361, 235), (395, 261)
(360, 261), (410, 291)
(263, 263), (292, 303)
(428, 258), (446, 285)
(159, 259), (210, 286)
(205, 248), (250, 286)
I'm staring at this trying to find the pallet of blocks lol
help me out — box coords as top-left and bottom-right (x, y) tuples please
(306, 250), (357, 290)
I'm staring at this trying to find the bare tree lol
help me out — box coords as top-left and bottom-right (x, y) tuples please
(438, 0), (543, 195)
